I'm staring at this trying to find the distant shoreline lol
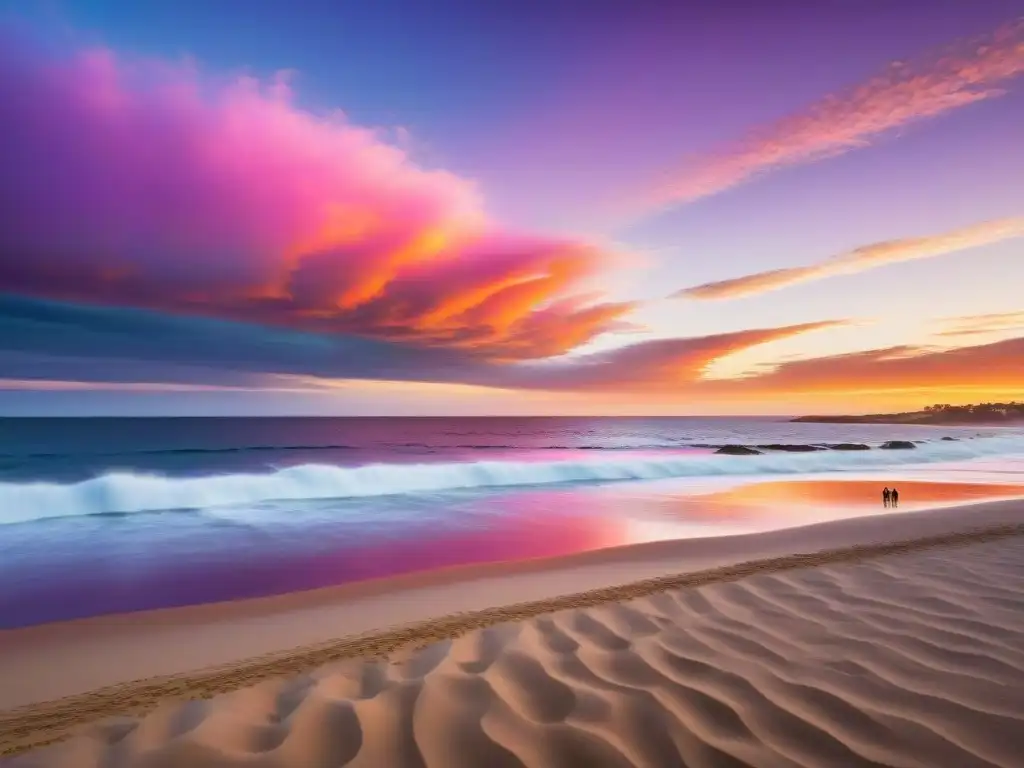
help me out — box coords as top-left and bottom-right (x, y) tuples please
(792, 408), (1024, 427)
(793, 415), (1024, 427)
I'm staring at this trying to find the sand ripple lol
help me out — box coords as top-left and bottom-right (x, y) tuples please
(8, 533), (1024, 767)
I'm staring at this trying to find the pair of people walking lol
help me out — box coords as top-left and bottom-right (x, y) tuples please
(882, 486), (899, 508)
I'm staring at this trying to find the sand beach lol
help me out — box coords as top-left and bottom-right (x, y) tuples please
(3, 496), (1024, 767)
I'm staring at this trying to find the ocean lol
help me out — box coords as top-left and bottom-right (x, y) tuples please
(2, 416), (1022, 629)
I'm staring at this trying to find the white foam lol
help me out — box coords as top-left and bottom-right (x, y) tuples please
(2, 436), (1022, 525)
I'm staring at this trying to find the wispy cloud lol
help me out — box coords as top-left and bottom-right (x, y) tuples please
(675, 217), (1024, 300)
(494, 321), (842, 391)
(11, 293), (1020, 404)
(933, 311), (1024, 338)
(712, 336), (1024, 395)
(0, 29), (635, 361)
(0, 294), (839, 395)
(0, 379), (271, 392)
(640, 17), (1024, 213)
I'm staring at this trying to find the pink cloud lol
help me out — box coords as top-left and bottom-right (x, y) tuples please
(640, 17), (1024, 212)
(0, 31), (632, 360)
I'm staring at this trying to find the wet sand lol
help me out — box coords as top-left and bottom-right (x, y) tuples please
(702, 478), (1024, 508)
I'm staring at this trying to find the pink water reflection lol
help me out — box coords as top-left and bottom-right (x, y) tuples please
(0, 494), (631, 627)
(306, 501), (628, 586)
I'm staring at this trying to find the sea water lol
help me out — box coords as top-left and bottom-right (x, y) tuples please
(1, 416), (1021, 628)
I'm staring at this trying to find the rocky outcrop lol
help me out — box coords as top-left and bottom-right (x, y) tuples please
(880, 440), (916, 450)
(827, 443), (872, 451)
(715, 445), (763, 455)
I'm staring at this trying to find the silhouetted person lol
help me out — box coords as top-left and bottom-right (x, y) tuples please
(891, 487), (899, 507)
(882, 487), (891, 507)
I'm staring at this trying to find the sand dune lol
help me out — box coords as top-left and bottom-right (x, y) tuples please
(7, 525), (1024, 767)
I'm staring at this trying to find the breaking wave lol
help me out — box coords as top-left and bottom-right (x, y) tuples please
(2, 435), (1022, 525)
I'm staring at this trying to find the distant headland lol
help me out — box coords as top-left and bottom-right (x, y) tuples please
(792, 402), (1024, 426)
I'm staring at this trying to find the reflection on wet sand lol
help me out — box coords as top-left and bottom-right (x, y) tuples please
(619, 479), (1024, 544)
(0, 503), (627, 629)
(704, 479), (1024, 509)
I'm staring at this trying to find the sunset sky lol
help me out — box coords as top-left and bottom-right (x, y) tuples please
(0, 0), (1022, 415)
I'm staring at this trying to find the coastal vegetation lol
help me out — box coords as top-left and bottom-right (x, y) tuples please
(793, 402), (1024, 426)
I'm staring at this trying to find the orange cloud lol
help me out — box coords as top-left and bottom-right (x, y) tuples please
(504, 320), (840, 391)
(264, 238), (638, 360)
(642, 17), (1024, 212)
(675, 217), (1024, 300)
(711, 335), (1024, 396)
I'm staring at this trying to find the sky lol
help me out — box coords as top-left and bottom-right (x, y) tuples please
(0, 0), (1021, 416)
